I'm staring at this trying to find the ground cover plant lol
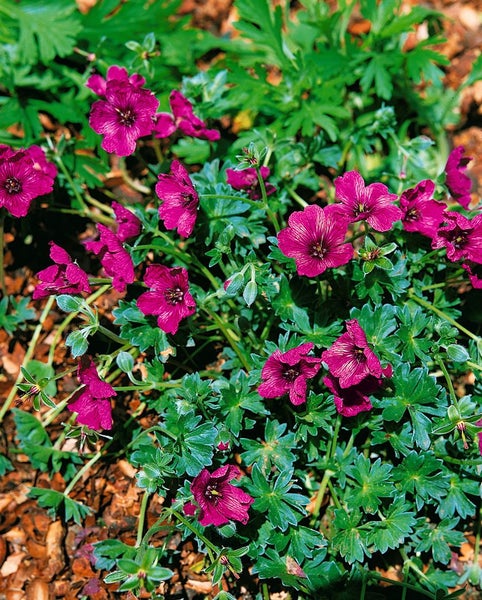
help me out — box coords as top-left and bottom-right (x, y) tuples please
(0, 0), (482, 598)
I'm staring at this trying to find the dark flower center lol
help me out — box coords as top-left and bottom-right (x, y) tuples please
(353, 347), (366, 362)
(181, 192), (196, 209)
(310, 241), (326, 259)
(354, 202), (368, 216)
(4, 176), (22, 195)
(405, 207), (419, 221)
(164, 286), (184, 305)
(116, 107), (136, 127)
(450, 227), (469, 249)
(205, 483), (222, 503)
(282, 366), (300, 382)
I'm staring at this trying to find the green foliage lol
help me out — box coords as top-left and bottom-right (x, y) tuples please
(0, 295), (36, 336)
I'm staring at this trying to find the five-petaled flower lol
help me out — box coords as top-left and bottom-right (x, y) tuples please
(0, 144), (57, 217)
(88, 77), (159, 156)
(432, 212), (482, 264)
(153, 90), (220, 141)
(68, 357), (116, 431)
(156, 161), (199, 238)
(189, 465), (254, 527)
(85, 224), (136, 292)
(333, 170), (402, 232)
(321, 319), (385, 389)
(226, 166), (276, 200)
(277, 204), (353, 277)
(258, 342), (322, 405)
(33, 242), (91, 299)
(399, 179), (445, 238)
(86, 65), (146, 97)
(444, 146), (472, 209)
(137, 264), (196, 334)
(112, 201), (142, 243)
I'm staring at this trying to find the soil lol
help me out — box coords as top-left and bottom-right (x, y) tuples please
(0, 1), (481, 599)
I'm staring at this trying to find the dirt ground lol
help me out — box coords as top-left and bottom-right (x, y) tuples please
(0, 1), (481, 599)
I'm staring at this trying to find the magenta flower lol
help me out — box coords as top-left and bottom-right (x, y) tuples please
(0, 145), (56, 217)
(277, 204), (353, 277)
(258, 342), (322, 406)
(462, 262), (482, 289)
(153, 90), (220, 141)
(477, 419), (482, 455)
(445, 146), (472, 209)
(333, 170), (402, 232)
(137, 264), (196, 334)
(190, 465), (254, 527)
(88, 79), (159, 156)
(68, 357), (116, 431)
(322, 319), (385, 389)
(432, 212), (482, 263)
(112, 201), (141, 242)
(85, 224), (135, 291)
(33, 242), (91, 300)
(226, 166), (276, 200)
(156, 161), (199, 238)
(399, 180), (445, 237)
(86, 65), (146, 97)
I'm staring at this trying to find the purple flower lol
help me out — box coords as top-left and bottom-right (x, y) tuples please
(111, 201), (141, 242)
(445, 146), (472, 209)
(226, 166), (276, 200)
(277, 204), (353, 277)
(137, 264), (196, 334)
(462, 262), (482, 289)
(0, 145), (56, 217)
(156, 161), (199, 238)
(88, 79), (159, 156)
(432, 212), (482, 263)
(86, 65), (146, 97)
(190, 465), (254, 527)
(68, 357), (115, 431)
(399, 180), (445, 237)
(153, 90), (220, 141)
(321, 319), (385, 389)
(33, 242), (91, 299)
(258, 342), (322, 405)
(85, 224), (135, 291)
(333, 170), (402, 232)
(477, 419), (482, 456)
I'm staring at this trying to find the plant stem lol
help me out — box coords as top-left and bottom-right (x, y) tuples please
(64, 449), (103, 496)
(256, 166), (280, 233)
(136, 490), (150, 547)
(435, 355), (460, 411)
(0, 208), (6, 296)
(170, 509), (218, 562)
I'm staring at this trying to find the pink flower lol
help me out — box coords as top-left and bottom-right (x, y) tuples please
(33, 242), (91, 299)
(85, 224), (135, 291)
(156, 161), (199, 238)
(0, 145), (56, 217)
(88, 79), (159, 156)
(68, 357), (115, 431)
(153, 90), (220, 141)
(462, 262), (482, 289)
(226, 166), (276, 200)
(111, 201), (141, 242)
(399, 180), (445, 237)
(277, 204), (353, 277)
(86, 65), (146, 97)
(432, 212), (482, 263)
(137, 264), (196, 334)
(190, 465), (254, 527)
(477, 419), (482, 455)
(321, 319), (385, 389)
(258, 342), (322, 406)
(333, 170), (402, 232)
(445, 146), (472, 209)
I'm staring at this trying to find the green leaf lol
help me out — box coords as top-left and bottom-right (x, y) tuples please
(93, 539), (137, 570)
(415, 517), (466, 564)
(56, 294), (84, 313)
(28, 487), (91, 524)
(445, 344), (470, 363)
(240, 419), (297, 473)
(65, 329), (89, 358)
(345, 455), (395, 514)
(367, 499), (417, 554)
(331, 508), (369, 563)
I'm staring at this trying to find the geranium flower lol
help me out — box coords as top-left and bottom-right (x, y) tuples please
(156, 161), (199, 238)
(88, 79), (159, 156)
(277, 204), (353, 277)
(136, 264), (196, 334)
(153, 90), (220, 141)
(333, 170), (402, 231)
(111, 201), (141, 242)
(68, 357), (116, 431)
(399, 179), (445, 237)
(85, 224), (135, 291)
(321, 319), (385, 389)
(33, 242), (91, 300)
(226, 166), (276, 200)
(258, 342), (322, 405)
(86, 65), (146, 97)
(445, 146), (472, 209)
(0, 145), (56, 217)
(190, 465), (254, 527)
(432, 212), (482, 263)
(462, 262), (482, 289)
